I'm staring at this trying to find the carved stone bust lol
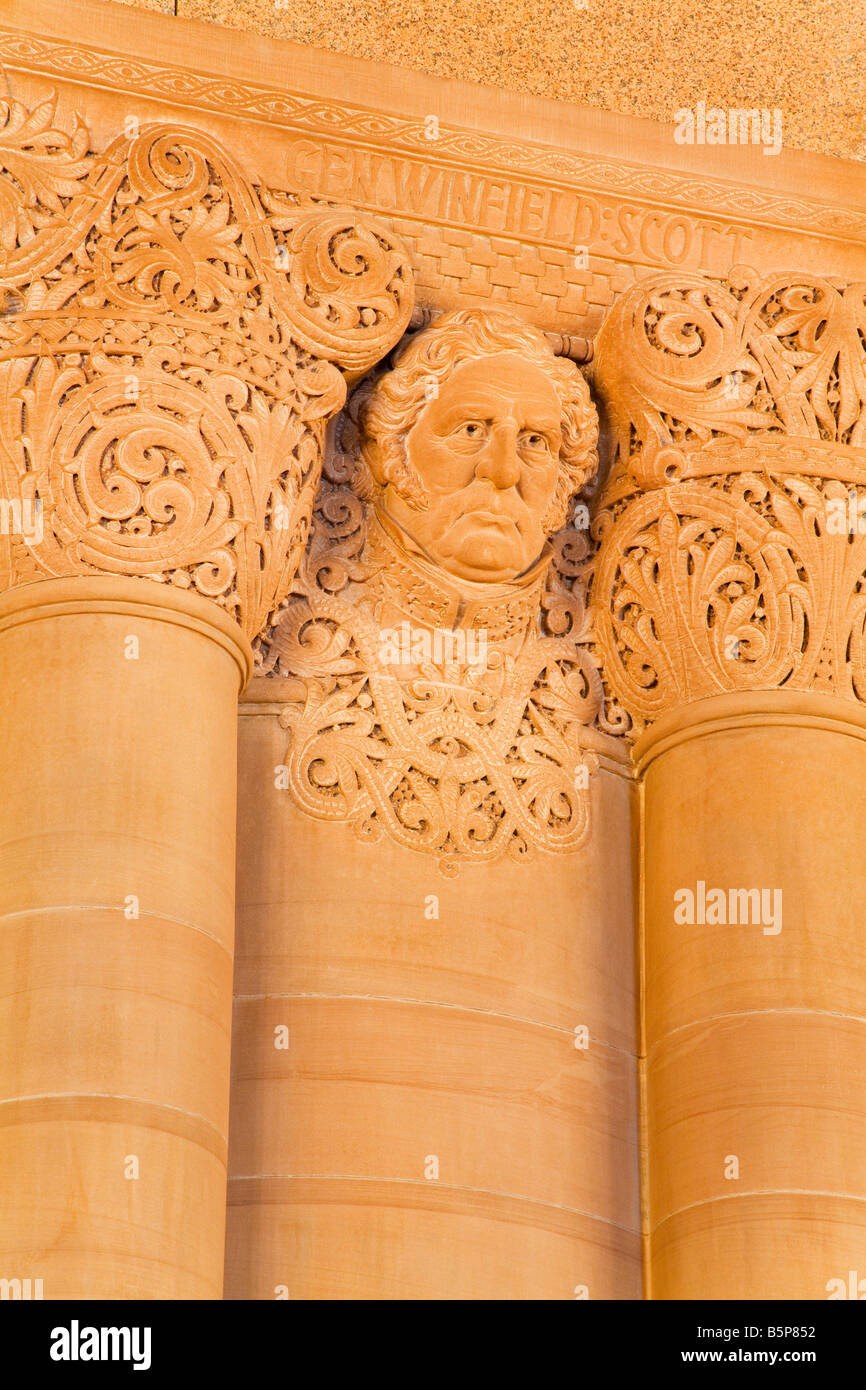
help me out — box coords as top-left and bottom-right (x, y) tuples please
(260, 308), (619, 868)
(354, 310), (598, 585)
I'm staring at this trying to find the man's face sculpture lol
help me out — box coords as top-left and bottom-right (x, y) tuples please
(384, 353), (562, 584)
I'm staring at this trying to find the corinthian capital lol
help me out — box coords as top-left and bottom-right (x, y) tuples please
(0, 99), (414, 639)
(590, 270), (866, 735)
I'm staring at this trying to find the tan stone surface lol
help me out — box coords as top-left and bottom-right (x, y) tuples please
(653, 1196), (866, 1302)
(233, 726), (636, 1046)
(0, 78), (415, 1296)
(1, 1124), (228, 1299)
(227, 1184), (641, 1300)
(3, 0), (866, 1304)
(228, 997), (638, 1221)
(635, 704), (866, 1296)
(222, 308), (640, 1298)
(108, 0), (866, 161)
(225, 708), (639, 1299)
(6, 1), (865, 350)
(649, 1012), (866, 1224)
(641, 707), (866, 1040)
(0, 579), (248, 1299)
(594, 269), (866, 1299)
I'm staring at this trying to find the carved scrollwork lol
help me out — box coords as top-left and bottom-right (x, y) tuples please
(257, 466), (618, 871)
(591, 271), (866, 734)
(596, 270), (866, 485)
(261, 191), (414, 377)
(0, 98), (413, 636)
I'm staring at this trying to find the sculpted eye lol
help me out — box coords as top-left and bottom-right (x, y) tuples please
(455, 421), (486, 440)
(521, 430), (551, 451)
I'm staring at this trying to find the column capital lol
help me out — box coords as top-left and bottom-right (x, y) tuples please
(590, 269), (866, 737)
(0, 98), (414, 639)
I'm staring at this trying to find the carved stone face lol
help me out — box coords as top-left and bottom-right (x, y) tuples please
(380, 352), (563, 584)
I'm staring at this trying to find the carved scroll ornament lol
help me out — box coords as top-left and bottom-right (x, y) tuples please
(591, 270), (866, 735)
(0, 98), (413, 638)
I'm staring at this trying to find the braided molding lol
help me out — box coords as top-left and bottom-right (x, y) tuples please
(2, 30), (865, 245)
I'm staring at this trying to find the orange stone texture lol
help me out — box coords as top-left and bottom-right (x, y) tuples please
(0, 0), (864, 1302)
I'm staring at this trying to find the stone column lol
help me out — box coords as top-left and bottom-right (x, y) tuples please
(0, 106), (412, 1298)
(225, 309), (640, 1301)
(0, 577), (250, 1299)
(592, 271), (866, 1299)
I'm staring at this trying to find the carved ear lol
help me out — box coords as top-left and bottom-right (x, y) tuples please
(364, 438), (422, 509)
(362, 435), (389, 487)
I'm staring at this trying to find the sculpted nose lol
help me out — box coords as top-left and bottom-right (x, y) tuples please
(475, 425), (521, 489)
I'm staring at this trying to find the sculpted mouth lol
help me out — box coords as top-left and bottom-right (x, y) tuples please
(472, 511), (516, 529)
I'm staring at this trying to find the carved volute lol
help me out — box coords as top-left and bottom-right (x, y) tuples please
(590, 270), (866, 737)
(0, 98), (414, 639)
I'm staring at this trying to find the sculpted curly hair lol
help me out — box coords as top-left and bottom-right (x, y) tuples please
(344, 308), (598, 534)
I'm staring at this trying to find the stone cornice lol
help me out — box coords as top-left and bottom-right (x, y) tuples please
(2, 26), (864, 247)
(3, 0), (865, 342)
